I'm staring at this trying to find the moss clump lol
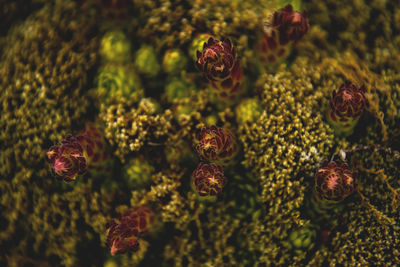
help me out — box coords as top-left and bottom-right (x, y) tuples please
(0, 1), (102, 265)
(100, 100), (173, 161)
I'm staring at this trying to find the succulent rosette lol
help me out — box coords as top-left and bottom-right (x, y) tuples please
(257, 4), (309, 70)
(106, 220), (140, 255)
(326, 82), (367, 136)
(196, 37), (243, 105)
(47, 135), (88, 182)
(195, 126), (238, 166)
(47, 123), (110, 181)
(106, 206), (156, 255)
(78, 123), (110, 166)
(192, 163), (227, 197)
(314, 160), (355, 203)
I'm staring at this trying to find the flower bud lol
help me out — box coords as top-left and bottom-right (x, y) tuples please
(195, 126), (238, 165)
(315, 160), (355, 203)
(192, 163), (227, 197)
(196, 37), (244, 106)
(257, 4), (309, 70)
(326, 82), (367, 136)
(47, 135), (88, 182)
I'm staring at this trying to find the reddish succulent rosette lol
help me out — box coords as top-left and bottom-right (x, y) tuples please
(78, 123), (109, 166)
(314, 161), (355, 202)
(47, 135), (88, 182)
(195, 126), (237, 165)
(328, 82), (367, 123)
(106, 206), (156, 255)
(196, 37), (243, 104)
(272, 4), (309, 45)
(258, 4), (309, 65)
(47, 123), (109, 181)
(192, 163), (227, 197)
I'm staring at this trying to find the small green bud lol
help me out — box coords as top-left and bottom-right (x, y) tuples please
(164, 77), (195, 102)
(100, 30), (131, 63)
(288, 225), (316, 254)
(134, 45), (160, 77)
(96, 64), (142, 100)
(205, 115), (218, 126)
(235, 98), (262, 125)
(122, 157), (155, 188)
(162, 49), (188, 75)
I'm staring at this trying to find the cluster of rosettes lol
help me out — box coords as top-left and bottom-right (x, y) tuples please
(326, 82), (367, 136)
(192, 126), (237, 198)
(257, 4), (309, 69)
(196, 37), (243, 106)
(47, 123), (108, 182)
(106, 206), (156, 255)
(314, 160), (355, 203)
